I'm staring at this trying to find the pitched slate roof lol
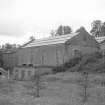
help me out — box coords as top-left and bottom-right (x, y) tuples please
(22, 28), (99, 49)
(0, 68), (8, 74)
(65, 28), (100, 48)
(22, 33), (78, 48)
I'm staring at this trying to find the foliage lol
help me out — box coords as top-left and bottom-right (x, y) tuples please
(84, 52), (103, 65)
(56, 25), (64, 35)
(78, 72), (91, 103)
(90, 20), (105, 37)
(90, 20), (102, 37)
(77, 51), (103, 73)
(75, 26), (86, 33)
(50, 30), (55, 36)
(64, 26), (72, 34)
(51, 25), (72, 36)
(30, 69), (46, 97)
(52, 66), (65, 74)
(29, 36), (35, 41)
(1, 43), (20, 50)
(52, 56), (82, 73)
(100, 22), (105, 36)
(52, 51), (104, 74)
(63, 56), (82, 69)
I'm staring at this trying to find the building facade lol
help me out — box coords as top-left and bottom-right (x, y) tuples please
(3, 29), (100, 80)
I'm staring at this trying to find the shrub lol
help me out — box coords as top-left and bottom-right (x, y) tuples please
(52, 51), (103, 74)
(52, 56), (81, 73)
(93, 51), (103, 58)
(63, 56), (81, 69)
(52, 66), (65, 74)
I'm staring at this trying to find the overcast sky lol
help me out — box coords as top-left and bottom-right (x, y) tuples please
(0, 0), (105, 45)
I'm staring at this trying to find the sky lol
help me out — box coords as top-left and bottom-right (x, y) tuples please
(0, 0), (105, 45)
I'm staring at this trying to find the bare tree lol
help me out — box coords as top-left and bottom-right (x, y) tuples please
(31, 68), (46, 98)
(80, 71), (90, 103)
(35, 69), (40, 97)
(77, 55), (91, 104)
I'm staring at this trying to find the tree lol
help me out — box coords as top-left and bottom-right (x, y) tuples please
(100, 22), (105, 37)
(50, 30), (55, 36)
(4, 43), (13, 49)
(56, 25), (64, 35)
(30, 69), (46, 98)
(77, 55), (93, 104)
(1, 43), (20, 50)
(64, 26), (72, 34)
(90, 20), (102, 37)
(1, 45), (5, 50)
(75, 26), (86, 33)
(79, 71), (90, 104)
(29, 36), (35, 41)
(55, 25), (72, 36)
(90, 20), (105, 37)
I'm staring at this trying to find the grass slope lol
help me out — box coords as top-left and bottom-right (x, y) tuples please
(0, 72), (105, 105)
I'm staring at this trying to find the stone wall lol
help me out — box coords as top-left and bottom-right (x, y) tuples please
(13, 66), (35, 80)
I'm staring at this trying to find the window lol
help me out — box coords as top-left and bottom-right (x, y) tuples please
(41, 51), (47, 65)
(73, 48), (82, 57)
(56, 50), (63, 65)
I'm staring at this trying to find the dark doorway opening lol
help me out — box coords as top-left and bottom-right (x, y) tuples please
(0, 72), (2, 75)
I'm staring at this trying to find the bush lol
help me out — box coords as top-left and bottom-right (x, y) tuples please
(52, 56), (81, 73)
(63, 56), (81, 69)
(93, 51), (103, 58)
(52, 51), (103, 74)
(52, 66), (65, 74)
(84, 56), (97, 64)
(85, 51), (103, 65)
(78, 51), (104, 73)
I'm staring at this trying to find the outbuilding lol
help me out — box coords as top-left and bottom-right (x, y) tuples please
(13, 28), (100, 80)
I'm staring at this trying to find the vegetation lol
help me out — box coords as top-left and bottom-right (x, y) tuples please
(29, 36), (35, 41)
(78, 72), (90, 103)
(0, 36), (35, 51)
(0, 72), (105, 105)
(51, 25), (72, 36)
(1, 43), (20, 50)
(52, 51), (104, 73)
(90, 20), (105, 37)
(1, 18), (105, 105)
(28, 69), (46, 98)
(52, 56), (82, 73)
(50, 20), (105, 37)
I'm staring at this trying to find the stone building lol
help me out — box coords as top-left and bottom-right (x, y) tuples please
(4, 28), (100, 80)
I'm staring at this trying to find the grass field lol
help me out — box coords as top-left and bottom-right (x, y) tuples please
(0, 72), (105, 105)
